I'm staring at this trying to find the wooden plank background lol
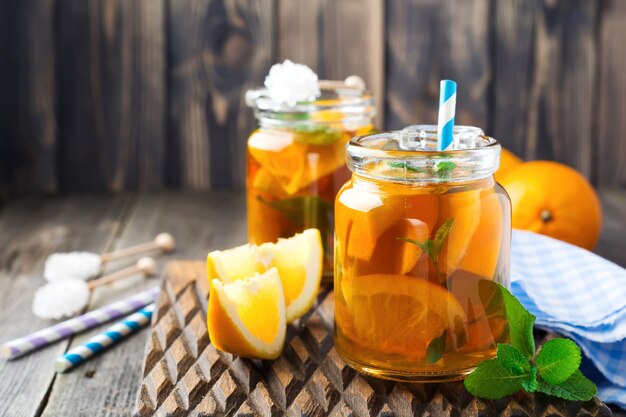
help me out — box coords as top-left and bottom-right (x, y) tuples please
(1, 0), (625, 196)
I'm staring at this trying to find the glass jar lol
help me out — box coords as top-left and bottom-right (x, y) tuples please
(334, 125), (511, 382)
(246, 85), (376, 276)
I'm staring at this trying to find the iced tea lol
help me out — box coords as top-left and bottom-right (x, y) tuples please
(334, 126), (511, 381)
(246, 89), (375, 275)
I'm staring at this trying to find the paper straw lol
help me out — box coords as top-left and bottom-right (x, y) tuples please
(1, 286), (159, 360)
(54, 304), (155, 373)
(437, 79), (457, 151)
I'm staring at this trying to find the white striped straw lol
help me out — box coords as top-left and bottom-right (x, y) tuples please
(1, 286), (159, 360)
(54, 304), (155, 373)
(437, 80), (457, 151)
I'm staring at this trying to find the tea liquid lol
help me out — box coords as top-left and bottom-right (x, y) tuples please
(334, 176), (511, 381)
(247, 125), (373, 274)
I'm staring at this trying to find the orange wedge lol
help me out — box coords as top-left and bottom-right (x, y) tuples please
(458, 188), (505, 279)
(437, 189), (481, 276)
(207, 243), (263, 283)
(207, 229), (323, 323)
(335, 185), (403, 262)
(207, 268), (286, 359)
(260, 229), (323, 321)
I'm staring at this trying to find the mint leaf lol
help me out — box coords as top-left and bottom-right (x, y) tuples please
(426, 330), (447, 364)
(521, 365), (539, 392)
(464, 359), (527, 400)
(496, 344), (530, 375)
(387, 161), (425, 173)
(434, 161), (457, 177)
(398, 218), (454, 282)
(397, 237), (433, 257)
(536, 338), (581, 384)
(293, 126), (343, 145)
(433, 218), (454, 252)
(537, 370), (596, 401)
(499, 284), (536, 359)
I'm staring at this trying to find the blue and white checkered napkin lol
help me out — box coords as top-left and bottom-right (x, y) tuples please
(511, 229), (626, 409)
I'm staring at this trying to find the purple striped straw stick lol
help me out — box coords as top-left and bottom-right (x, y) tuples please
(1, 286), (159, 360)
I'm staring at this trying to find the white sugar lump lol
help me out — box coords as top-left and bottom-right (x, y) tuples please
(32, 281), (90, 319)
(44, 252), (102, 282)
(264, 60), (320, 107)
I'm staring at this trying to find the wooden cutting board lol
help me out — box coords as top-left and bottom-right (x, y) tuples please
(133, 261), (612, 417)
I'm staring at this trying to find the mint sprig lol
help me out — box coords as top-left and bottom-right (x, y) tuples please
(464, 284), (596, 402)
(397, 218), (454, 282)
(387, 161), (425, 173)
(434, 160), (457, 177)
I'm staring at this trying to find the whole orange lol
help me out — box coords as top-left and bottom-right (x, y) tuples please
(495, 148), (523, 182)
(499, 161), (602, 250)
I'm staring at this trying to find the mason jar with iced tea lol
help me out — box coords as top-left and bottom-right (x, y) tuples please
(245, 82), (376, 276)
(334, 125), (511, 382)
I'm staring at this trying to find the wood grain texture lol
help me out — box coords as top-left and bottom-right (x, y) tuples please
(0, 195), (131, 417)
(493, 0), (598, 177)
(56, 0), (166, 193)
(385, 0), (490, 131)
(279, 0), (385, 127)
(168, 0), (275, 190)
(133, 260), (613, 417)
(41, 191), (246, 417)
(0, 0), (19, 201)
(596, 190), (626, 268)
(597, 0), (626, 187)
(7, 0), (58, 194)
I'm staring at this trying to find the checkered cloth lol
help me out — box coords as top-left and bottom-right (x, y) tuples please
(511, 230), (626, 409)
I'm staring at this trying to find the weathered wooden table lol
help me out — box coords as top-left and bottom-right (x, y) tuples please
(0, 190), (624, 417)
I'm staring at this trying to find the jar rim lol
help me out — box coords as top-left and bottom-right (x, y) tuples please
(346, 125), (501, 183)
(245, 86), (376, 127)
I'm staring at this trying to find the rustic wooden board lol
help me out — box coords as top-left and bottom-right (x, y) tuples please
(133, 260), (612, 417)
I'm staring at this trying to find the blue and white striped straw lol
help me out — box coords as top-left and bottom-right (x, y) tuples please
(54, 304), (154, 373)
(437, 80), (457, 151)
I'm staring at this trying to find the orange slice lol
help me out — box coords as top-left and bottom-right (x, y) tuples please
(260, 229), (323, 321)
(339, 274), (466, 358)
(207, 243), (263, 282)
(335, 186), (403, 262)
(458, 188), (505, 278)
(207, 268), (286, 359)
(437, 189), (481, 276)
(207, 229), (323, 323)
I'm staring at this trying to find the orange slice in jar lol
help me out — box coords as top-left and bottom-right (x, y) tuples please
(457, 187), (504, 279)
(251, 167), (288, 200)
(248, 129), (306, 195)
(447, 271), (508, 353)
(335, 185), (403, 263)
(436, 188), (481, 277)
(340, 274), (466, 359)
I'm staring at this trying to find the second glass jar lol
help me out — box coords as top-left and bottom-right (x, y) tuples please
(246, 86), (376, 276)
